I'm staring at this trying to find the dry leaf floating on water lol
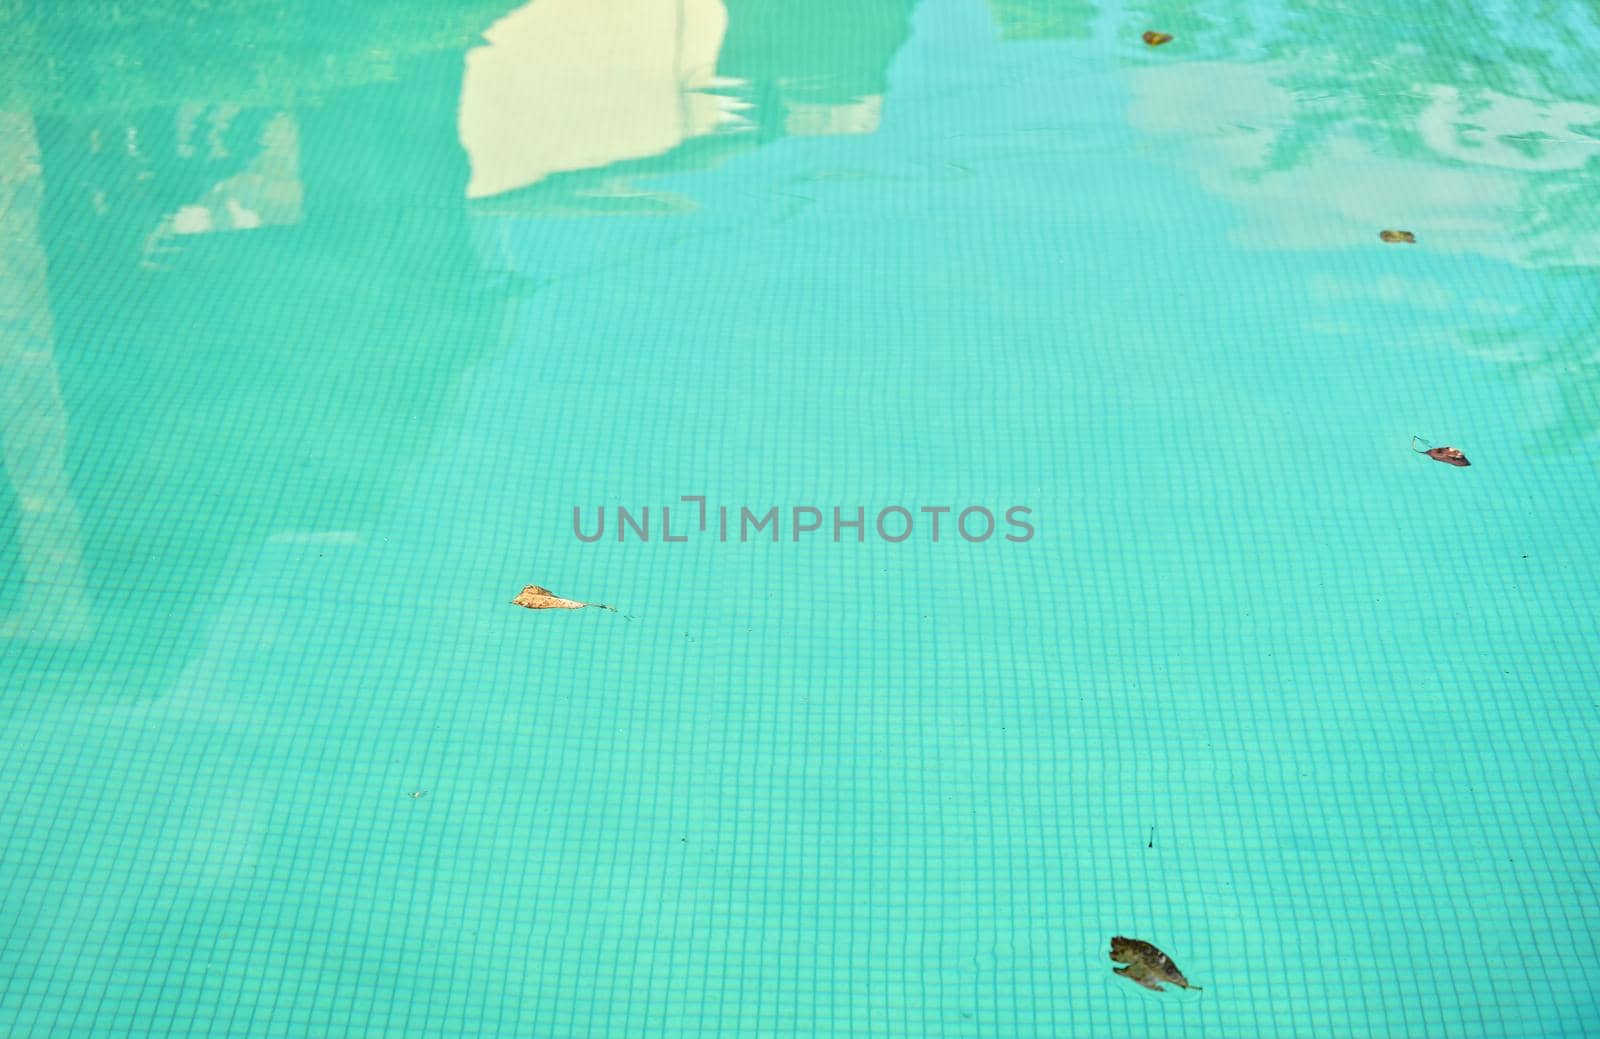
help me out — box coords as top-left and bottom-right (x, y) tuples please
(1109, 936), (1201, 992)
(1411, 436), (1471, 467)
(1142, 31), (1174, 46)
(1379, 230), (1417, 243)
(512, 584), (618, 612)
(1424, 446), (1471, 467)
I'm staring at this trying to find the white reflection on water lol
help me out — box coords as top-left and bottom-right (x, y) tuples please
(0, 112), (92, 643)
(1127, 60), (1600, 268)
(141, 111), (303, 268)
(459, 0), (747, 200)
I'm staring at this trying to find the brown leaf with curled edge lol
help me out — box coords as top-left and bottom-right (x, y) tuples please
(1380, 229), (1416, 243)
(1411, 436), (1470, 467)
(512, 585), (617, 612)
(1142, 30), (1174, 45)
(1110, 937), (1201, 991)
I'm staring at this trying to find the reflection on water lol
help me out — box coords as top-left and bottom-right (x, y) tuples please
(142, 111), (303, 268)
(0, 10), (932, 1008)
(0, 2), (506, 114)
(1121, 0), (1600, 449)
(0, 0), (922, 661)
(463, 0), (916, 212)
(0, 114), (91, 642)
(987, 0), (1096, 40)
(1128, 61), (1600, 267)
(460, 0), (743, 200)
(1461, 273), (1600, 456)
(2, 49), (506, 665)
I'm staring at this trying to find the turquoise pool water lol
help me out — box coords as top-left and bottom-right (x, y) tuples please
(3, 1), (1598, 1035)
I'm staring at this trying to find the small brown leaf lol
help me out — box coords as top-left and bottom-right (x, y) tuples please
(512, 584), (617, 611)
(1142, 30), (1174, 46)
(1110, 936), (1200, 992)
(1379, 229), (1416, 243)
(1411, 436), (1471, 467)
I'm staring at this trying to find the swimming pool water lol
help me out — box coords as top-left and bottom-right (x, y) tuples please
(2, 0), (1598, 1035)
